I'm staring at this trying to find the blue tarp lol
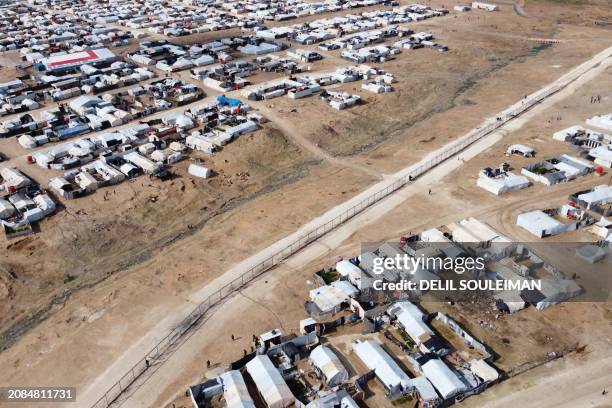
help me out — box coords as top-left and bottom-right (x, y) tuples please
(58, 124), (89, 139)
(216, 95), (241, 107)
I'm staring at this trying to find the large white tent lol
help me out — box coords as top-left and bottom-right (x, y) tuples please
(352, 340), (411, 394)
(309, 345), (349, 387)
(578, 185), (612, 208)
(387, 302), (433, 345)
(407, 376), (439, 404)
(219, 371), (256, 408)
(421, 358), (467, 399)
(586, 113), (612, 132)
(516, 211), (565, 238)
(476, 172), (529, 196)
(245, 355), (294, 408)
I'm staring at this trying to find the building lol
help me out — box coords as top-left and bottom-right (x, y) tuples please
(522, 155), (593, 186)
(308, 283), (356, 315)
(41, 48), (116, 72)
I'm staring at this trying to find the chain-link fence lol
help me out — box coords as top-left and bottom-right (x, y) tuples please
(91, 72), (581, 408)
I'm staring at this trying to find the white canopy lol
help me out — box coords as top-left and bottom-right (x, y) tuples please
(310, 345), (348, 387)
(421, 358), (467, 399)
(352, 340), (411, 393)
(388, 302), (432, 344)
(245, 355), (294, 408)
(516, 211), (564, 238)
(219, 370), (256, 408)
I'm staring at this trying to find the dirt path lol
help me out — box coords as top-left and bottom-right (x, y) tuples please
(256, 105), (384, 179)
(87, 45), (612, 408)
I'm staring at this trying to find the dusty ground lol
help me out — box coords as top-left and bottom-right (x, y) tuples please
(0, 0), (611, 407)
(148, 39), (612, 408)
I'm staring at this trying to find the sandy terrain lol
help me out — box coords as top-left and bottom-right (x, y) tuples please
(76, 40), (612, 408)
(0, 0), (611, 407)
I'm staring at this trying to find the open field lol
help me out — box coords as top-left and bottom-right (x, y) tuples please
(0, 0), (611, 407)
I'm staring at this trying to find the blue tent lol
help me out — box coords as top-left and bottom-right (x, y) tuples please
(216, 95), (241, 107)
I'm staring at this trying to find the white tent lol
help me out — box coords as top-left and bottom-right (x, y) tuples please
(0, 198), (15, 219)
(535, 278), (582, 310)
(578, 185), (612, 209)
(310, 345), (349, 387)
(309, 285), (349, 314)
(387, 302), (433, 345)
(0, 167), (32, 190)
(407, 376), (439, 404)
(589, 145), (612, 168)
(506, 144), (534, 157)
(219, 370), (256, 408)
(335, 260), (363, 288)
(516, 211), (564, 238)
(245, 355), (294, 408)
(188, 164), (212, 179)
(468, 359), (498, 383)
(586, 113), (612, 132)
(476, 172), (529, 196)
(421, 358), (467, 399)
(352, 340), (411, 394)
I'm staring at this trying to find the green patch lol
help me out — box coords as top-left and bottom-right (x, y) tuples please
(531, 166), (553, 175)
(321, 270), (340, 284)
(397, 328), (416, 348)
(391, 395), (414, 406)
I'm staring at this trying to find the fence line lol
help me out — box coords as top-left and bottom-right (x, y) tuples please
(91, 61), (591, 408)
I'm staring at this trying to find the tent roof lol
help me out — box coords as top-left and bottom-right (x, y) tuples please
(388, 302), (433, 342)
(219, 370), (256, 408)
(245, 355), (294, 408)
(352, 340), (411, 391)
(310, 345), (348, 385)
(421, 359), (467, 399)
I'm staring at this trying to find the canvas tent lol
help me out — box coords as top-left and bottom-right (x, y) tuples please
(421, 358), (467, 399)
(352, 340), (411, 394)
(577, 185), (612, 209)
(245, 355), (294, 408)
(387, 302), (433, 346)
(309, 345), (349, 387)
(335, 260), (363, 288)
(477, 172), (529, 195)
(407, 376), (439, 405)
(219, 370), (256, 408)
(586, 113), (612, 132)
(468, 359), (498, 383)
(516, 211), (564, 238)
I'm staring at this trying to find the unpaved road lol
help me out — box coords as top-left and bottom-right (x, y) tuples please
(76, 45), (612, 408)
(462, 354), (612, 408)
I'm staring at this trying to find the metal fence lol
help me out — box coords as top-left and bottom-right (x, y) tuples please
(91, 78), (571, 408)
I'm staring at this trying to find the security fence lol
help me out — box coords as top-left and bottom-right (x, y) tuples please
(91, 55), (600, 408)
